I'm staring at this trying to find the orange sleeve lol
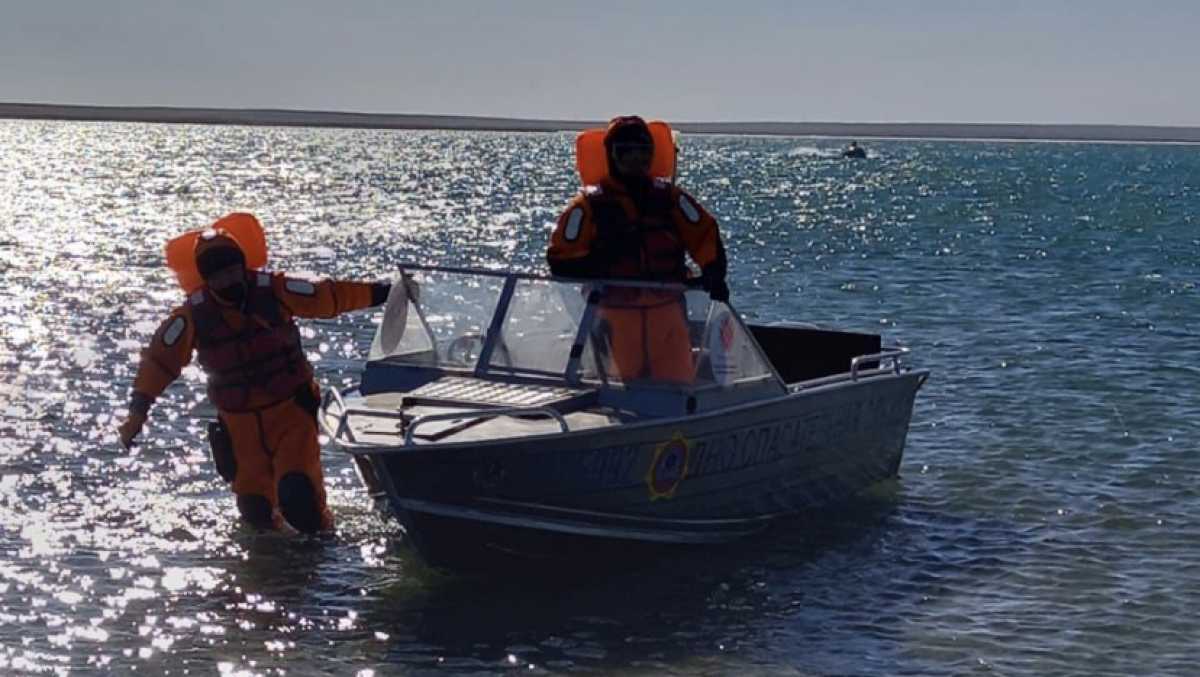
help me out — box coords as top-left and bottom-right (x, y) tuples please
(131, 306), (195, 409)
(272, 273), (375, 319)
(547, 194), (598, 264)
(670, 186), (723, 269)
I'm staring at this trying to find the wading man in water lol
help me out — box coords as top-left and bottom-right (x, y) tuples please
(117, 213), (390, 534)
(547, 115), (729, 382)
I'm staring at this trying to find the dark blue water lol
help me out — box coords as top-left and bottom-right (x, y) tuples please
(0, 120), (1197, 675)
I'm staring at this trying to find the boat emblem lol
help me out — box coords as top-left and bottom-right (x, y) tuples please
(646, 433), (690, 500)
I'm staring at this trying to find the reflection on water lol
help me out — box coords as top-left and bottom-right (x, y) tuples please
(1, 120), (1198, 675)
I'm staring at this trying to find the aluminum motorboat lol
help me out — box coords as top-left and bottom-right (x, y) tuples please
(319, 264), (927, 566)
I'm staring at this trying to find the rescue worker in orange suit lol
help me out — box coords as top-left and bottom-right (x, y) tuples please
(547, 115), (729, 383)
(116, 229), (390, 534)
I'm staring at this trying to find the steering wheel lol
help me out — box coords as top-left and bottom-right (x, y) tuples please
(445, 334), (513, 367)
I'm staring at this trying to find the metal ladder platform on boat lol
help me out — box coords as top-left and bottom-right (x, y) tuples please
(400, 376), (597, 412)
(325, 376), (601, 447)
(384, 376), (598, 444)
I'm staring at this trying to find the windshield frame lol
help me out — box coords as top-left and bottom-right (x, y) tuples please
(370, 263), (786, 393)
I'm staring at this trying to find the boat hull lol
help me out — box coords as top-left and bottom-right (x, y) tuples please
(345, 370), (927, 565)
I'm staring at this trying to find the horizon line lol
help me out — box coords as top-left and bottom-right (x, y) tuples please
(3, 102), (1199, 144)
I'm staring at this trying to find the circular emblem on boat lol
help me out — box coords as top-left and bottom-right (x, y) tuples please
(646, 433), (690, 500)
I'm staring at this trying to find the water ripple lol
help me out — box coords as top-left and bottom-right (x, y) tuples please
(1, 120), (1198, 675)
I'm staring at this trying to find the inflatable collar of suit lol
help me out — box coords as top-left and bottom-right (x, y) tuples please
(166, 213), (269, 294)
(576, 117), (675, 187)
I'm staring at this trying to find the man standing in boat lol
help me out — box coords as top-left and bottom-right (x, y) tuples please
(116, 213), (390, 535)
(547, 115), (730, 383)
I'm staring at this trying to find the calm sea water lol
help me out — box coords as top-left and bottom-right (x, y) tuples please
(0, 120), (1197, 675)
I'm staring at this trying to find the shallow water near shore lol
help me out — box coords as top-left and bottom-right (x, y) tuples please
(0, 120), (1198, 675)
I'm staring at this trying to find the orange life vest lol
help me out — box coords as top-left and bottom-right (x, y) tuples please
(586, 181), (688, 283)
(190, 272), (311, 412)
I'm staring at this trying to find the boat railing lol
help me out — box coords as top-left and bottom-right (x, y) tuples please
(788, 346), (912, 392)
(320, 387), (404, 448)
(320, 386), (570, 448)
(850, 347), (910, 380)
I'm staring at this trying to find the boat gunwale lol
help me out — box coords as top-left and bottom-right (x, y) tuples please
(323, 365), (929, 456)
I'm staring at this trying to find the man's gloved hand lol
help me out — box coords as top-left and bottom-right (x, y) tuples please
(370, 282), (391, 307)
(402, 273), (420, 303)
(701, 264), (730, 303)
(118, 412), (146, 449)
(707, 278), (730, 303)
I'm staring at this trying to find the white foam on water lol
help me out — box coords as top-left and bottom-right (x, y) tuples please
(787, 145), (831, 158)
(62, 241), (91, 257)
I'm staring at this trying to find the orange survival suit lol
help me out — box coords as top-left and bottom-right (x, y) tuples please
(121, 216), (388, 534)
(547, 116), (729, 383)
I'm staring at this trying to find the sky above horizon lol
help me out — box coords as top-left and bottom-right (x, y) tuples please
(2, 0), (1197, 126)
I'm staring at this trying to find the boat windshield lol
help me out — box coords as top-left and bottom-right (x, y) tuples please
(369, 267), (778, 389)
(367, 269), (505, 369)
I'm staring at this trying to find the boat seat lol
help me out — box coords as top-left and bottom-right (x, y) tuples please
(400, 376), (598, 414)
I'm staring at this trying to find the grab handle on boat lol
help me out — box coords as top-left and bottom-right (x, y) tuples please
(850, 348), (909, 381)
(403, 406), (569, 446)
(320, 387), (409, 447)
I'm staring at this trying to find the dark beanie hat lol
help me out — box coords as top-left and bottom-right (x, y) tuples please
(194, 231), (246, 279)
(603, 115), (654, 152)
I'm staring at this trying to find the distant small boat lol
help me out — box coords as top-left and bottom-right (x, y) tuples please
(320, 264), (927, 569)
(842, 141), (867, 159)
